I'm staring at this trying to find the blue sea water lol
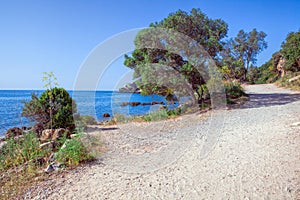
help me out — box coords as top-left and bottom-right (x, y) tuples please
(0, 90), (178, 137)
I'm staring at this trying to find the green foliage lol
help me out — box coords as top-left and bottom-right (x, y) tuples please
(74, 115), (98, 132)
(281, 30), (300, 71)
(113, 113), (130, 123)
(124, 8), (228, 106)
(0, 132), (48, 171)
(22, 87), (77, 132)
(224, 81), (246, 99)
(42, 71), (59, 89)
(222, 29), (267, 81)
(55, 135), (93, 166)
(167, 108), (182, 116)
(143, 110), (169, 121)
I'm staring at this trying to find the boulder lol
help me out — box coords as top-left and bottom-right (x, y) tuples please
(31, 124), (45, 137)
(0, 141), (7, 151)
(119, 82), (140, 93)
(40, 128), (70, 142)
(103, 113), (110, 118)
(152, 101), (164, 105)
(5, 127), (23, 139)
(120, 102), (129, 106)
(45, 162), (61, 173)
(130, 102), (141, 106)
(142, 102), (152, 106)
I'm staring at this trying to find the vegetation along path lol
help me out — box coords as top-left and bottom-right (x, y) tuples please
(25, 84), (300, 199)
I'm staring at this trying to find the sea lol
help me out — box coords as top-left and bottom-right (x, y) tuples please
(0, 90), (178, 137)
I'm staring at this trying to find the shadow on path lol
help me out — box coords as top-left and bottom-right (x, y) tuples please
(86, 126), (119, 133)
(241, 93), (300, 109)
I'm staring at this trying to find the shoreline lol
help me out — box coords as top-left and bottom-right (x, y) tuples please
(20, 83), (300, 199)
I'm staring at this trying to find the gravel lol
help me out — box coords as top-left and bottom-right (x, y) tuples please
(23, 84), (300, 199)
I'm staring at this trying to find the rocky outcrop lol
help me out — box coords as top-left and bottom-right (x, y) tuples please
(119, 83), (140, 93)
(5, 127), (26, 139)
(40, 128), (71, 142)
(277, 57), (286, 77)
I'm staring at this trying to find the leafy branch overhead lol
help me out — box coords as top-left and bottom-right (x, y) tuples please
(124, 8), (265, 106)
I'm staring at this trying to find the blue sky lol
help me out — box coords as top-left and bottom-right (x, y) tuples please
(0, 0), (299, 90)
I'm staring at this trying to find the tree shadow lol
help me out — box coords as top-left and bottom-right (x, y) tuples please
(240, 93), (300, 109)
(86, 126), (119, 133)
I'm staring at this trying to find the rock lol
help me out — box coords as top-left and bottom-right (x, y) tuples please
(130, 102), (141, 106)
(31, 124), (45, 136)
(0, 141), (7, 150)
(141, 102), (152, 106)
(0, 137), (5, 142)
(103, 113), (110, 118)
(289, 75), (300, 83)
(45, 162), (61, 173)
(152, 101), (164, 105)
(119, 82), (140, 93)
(291, 122), (300, 127)
(40, 128), (70, 142)
(5, 127), (23, 139)
(120, 102), (130, 106)
(276, 56), (286, 77)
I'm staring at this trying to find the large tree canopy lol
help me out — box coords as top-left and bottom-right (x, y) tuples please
(124, 8), (228, 105)
(222, 29), (267, 81)
(281, 30), (300, 71)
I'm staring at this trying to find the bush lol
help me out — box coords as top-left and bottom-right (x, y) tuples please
(225, 81), (246, 99)
(0, 132), (48, 171)
(74, 115), (98, 132)
(143, 110), (169, 121)
(22, 87), (77, 133)
(55, 135), (93, 166)
(113, 113), (129, 123)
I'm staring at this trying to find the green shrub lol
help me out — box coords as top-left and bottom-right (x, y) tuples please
(22, 87), (77, 133)
(113, 113), (129, 123)
(74, 115), (98, 132)
(0, 132), (48, 171)
(143, 110), (169, 121)
(167, 108), (182, 116)
(225, 81), (246, 99)
(56, 135), (93, 166)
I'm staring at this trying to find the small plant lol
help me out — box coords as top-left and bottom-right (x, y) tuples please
(0, 132), (48, 171)
(113, 113), (130, 123)
(143, 110), (169, 121)
(55, 135), (94, 166)
(74, 115), (98, 132)
(224, 81), (246, 99)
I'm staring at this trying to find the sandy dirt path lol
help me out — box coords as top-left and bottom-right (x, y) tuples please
(25, 84), (300, 199)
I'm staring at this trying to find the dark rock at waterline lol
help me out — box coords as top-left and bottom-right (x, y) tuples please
(120, 101), (165, 106)
(152, 101), (164, 105)
(141, 102), (152, 106)
(5, 127), (24, 139)
(120, 102), (129, 106)
(130, 102), (141, 106)
(103, 113), (111, 118)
